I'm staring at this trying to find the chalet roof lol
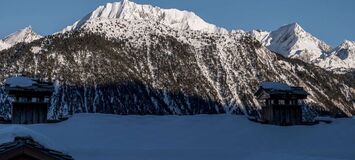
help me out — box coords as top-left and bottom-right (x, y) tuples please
(4, 76), (53, 93)
(261, 82), (291, 91)
(254, 81), (308, 98)
(0, 136), (73, 160)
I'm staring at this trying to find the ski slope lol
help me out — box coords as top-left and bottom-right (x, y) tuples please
(0, 114), (354, 160)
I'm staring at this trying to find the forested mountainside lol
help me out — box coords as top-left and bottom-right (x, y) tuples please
(0, 19), (353, 118)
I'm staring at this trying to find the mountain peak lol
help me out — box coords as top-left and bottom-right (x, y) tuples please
(63, 0), (223, 33)
(289, 22), (301, 28)
(24, 25), (33, 30)
(254, 22), (332, 61)
(317, 39), (355, 71)
(1, 26), (42, 48)
(121, 0), (130, 4)
(278, 22), (306, 35)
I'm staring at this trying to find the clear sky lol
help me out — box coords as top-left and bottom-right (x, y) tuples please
(0, 0), (354, 47)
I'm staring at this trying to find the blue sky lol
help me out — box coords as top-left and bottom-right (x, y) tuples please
(0, 0), (354, 46)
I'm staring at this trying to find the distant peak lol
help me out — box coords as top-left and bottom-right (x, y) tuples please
(2, 26), (42, 46)
(13, 26), (35, 35)
(25, 25), (33, 30)
(15, 26), (29, 32)
(280, 22), (305, 33)
(290, 22), (300, 27)
(121, 0), (130, 4)
(264, 22), (333, 61)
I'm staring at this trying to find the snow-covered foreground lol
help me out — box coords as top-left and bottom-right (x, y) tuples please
(0, 114), (354, 160)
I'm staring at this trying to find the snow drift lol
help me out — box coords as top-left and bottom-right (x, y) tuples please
(0, 113), (354, 160)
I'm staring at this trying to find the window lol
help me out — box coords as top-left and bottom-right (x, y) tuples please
(291, 100), (298, 105)
(32, 97), (40, 102)
(19, 97), (28, 102)
(298, 100), (304, 105)
(259, 100), (266, 106)
(279, 100), (286, 105)
(8, 96), (15, 102)
(44, 97), (50, 103)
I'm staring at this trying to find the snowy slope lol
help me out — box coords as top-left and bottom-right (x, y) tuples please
(250, 29), (269, 45)
(0, 40), (10, 51)
(317, 40), (355, 71)
(252, 23), (333, 62)
(0, 114), (354, 160)
(63, 0), (225, 33)
(0, 26), (42, 51)
(0, 17), (353, 117)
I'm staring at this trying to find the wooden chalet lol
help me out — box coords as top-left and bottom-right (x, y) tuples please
(254, 81), (308, 125)
(0, 136), (73, 160)
(4, 76), (54, 124)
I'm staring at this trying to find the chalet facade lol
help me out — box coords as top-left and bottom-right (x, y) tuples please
(4, 76), (54, 124)
(254, 82), (308, 125)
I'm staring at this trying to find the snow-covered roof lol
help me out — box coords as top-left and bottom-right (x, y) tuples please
(4, 76), (54, 94)
(0, 135), (73, 160)
(261, 81), (292, 91)
(4, 76), (36, 87)
(0, 126), (54, 148)
(255, 81), (308, 98)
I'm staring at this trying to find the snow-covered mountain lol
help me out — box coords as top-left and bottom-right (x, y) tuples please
(63, 0), (225, 33)
(0, 0), (353, 118)
(0, 21), (353, 118)
(251, 23), (333, 62)
(0, 26), (42, 51)
(316, 40), (355, 72)
(251, 23), (355, 71)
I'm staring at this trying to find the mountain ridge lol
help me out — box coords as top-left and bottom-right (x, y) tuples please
(0, 18), (353, 118)
(0, 0), (353, 118)
(1, 0), (352, 73)
(0, 26), (42, 51)
(252, 23), (332, 59)
(251, 23), (354, 72)
(62, 0), (353, 73)
(63, 0), (226, 34)
(316, 40), (355, 71)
